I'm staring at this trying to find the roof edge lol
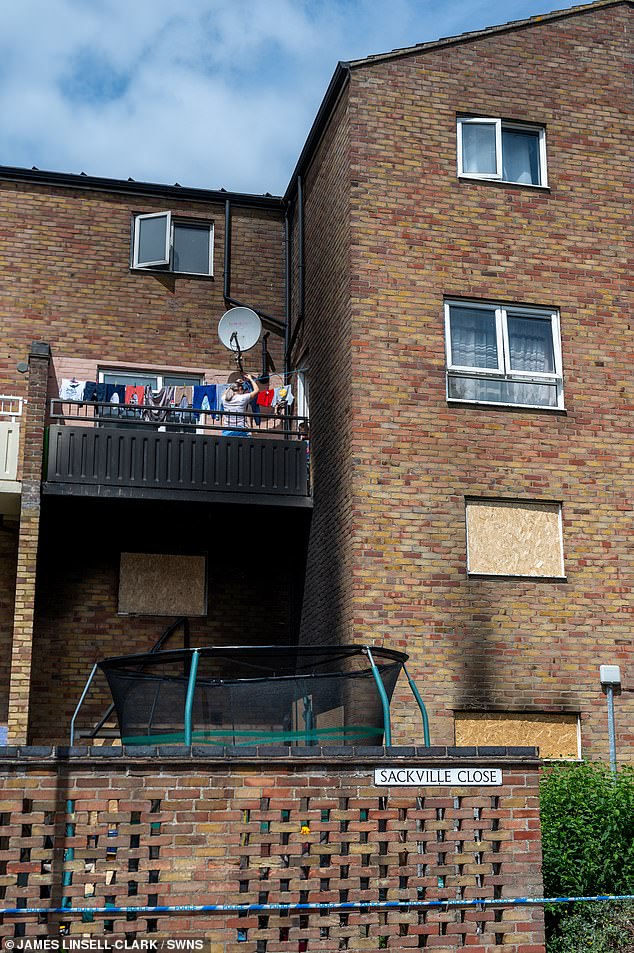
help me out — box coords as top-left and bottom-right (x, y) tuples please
(283, 62), (351, 203)
(346, 0), (632, 69)
(0, 165), (284, 210)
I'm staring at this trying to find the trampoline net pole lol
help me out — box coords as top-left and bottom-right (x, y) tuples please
(184, 650), (200, 746)
(403, 663), (430, 746)
(364, 647), (392, 746)
(70, 664), (98, 745)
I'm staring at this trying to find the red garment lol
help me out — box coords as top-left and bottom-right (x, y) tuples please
(256, 388), (274, 407)
(125, 385), (145, 406)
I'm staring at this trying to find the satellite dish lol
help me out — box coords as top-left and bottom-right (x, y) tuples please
(218, 307), (262, 352)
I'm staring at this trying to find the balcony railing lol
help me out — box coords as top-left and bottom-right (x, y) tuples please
(43, 400), (311, 504)
(0, 396), (23, 483)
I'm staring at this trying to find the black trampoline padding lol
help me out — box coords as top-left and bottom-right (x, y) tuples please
(98, 644), (408, 747)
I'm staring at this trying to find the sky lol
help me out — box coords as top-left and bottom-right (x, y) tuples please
(0, 0), (583, 197)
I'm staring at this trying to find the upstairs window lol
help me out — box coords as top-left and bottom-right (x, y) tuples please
(445, 300), (563, 408)
(457, 117), (547, 186)
(132, 211), (214, 275)
(99, 368), (202, 390)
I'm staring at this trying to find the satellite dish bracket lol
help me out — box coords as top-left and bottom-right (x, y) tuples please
(230, 332), (245, 374)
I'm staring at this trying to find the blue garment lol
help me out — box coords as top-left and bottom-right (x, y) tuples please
(105, 384), (125, 402)
(83, 381), (97, 402)
(101, 384), (125, 418)
(193, 385), (217, 412)
(222, 430), (251, 437)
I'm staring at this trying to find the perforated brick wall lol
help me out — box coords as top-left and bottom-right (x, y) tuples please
(0, 748), (544, 951)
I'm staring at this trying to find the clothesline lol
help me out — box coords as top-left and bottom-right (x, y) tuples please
(248, 366), (307, 384)
(58, 380), (299, 417)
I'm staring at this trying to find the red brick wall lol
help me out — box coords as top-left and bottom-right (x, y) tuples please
(0, 525), (18, 721)
(0, 182), (285, 400)
(8, 344), (51, 743)
(0, 177), (291, 741)
(295, 90), (355, 646)
(302, 3), (634, 760)
(0, 749), (544, 951)
(28, 499), (308, 744)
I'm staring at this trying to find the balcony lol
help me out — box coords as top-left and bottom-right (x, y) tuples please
(43, 400), (311, 507)
(0, 396), (23, 516)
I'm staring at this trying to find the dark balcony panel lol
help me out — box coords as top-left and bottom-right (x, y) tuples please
(44, 427), (311, 505)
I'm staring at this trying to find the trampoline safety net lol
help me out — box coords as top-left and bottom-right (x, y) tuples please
(99, 645), (408, 747)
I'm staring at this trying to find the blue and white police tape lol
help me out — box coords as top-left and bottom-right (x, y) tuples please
(2, 895), (634, 915)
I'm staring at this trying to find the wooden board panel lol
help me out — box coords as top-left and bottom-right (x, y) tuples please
(466, 500), (564, 576)
(454, 711), (579, 759)
(118, 552), (207, 616)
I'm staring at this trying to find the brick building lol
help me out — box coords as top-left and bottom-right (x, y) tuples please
(290, 0), (633, 763)
(0, 0), (630, 946)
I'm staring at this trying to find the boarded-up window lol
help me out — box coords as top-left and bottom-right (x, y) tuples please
(465, 499), (564, 577)
(118, 553), (207, 616)
(454, 711), (580, 760)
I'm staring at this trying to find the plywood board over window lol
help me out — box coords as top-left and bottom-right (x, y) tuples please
(455, 711), (580, 760)
(466, 499), (564, 577)
(118, 553), (207, 616)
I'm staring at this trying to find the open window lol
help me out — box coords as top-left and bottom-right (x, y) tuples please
(132, 212), (214, 275)
(457, 117), (547, 187)
(445, 300), (563, 408)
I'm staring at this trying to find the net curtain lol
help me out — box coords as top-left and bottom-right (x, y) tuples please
(450, 308), (554, 374)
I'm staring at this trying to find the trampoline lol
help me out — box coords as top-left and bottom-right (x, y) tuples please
(71, 645), (430, 747)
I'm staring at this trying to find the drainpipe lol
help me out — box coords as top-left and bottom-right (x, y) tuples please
(223, 198), (285, 334)
(223, 200), (231, 305)
(286, 176), (305, 363)
(284, 210), (291, 379)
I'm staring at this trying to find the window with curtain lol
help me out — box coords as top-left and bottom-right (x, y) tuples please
(457, 117), (546, 186)
(445, 301), (563, 408)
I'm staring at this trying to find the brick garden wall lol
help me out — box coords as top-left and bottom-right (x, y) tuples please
(0, 748), (544, 951)
(302, 3), (634, 760)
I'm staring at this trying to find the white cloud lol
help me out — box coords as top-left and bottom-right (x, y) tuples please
(0, 0), (581, 194)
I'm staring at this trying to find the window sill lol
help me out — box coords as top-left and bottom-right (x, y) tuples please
(457, 175), (550, 191)
(130, 267), (214, 279)
(467, 573), (567, 582)
(447, 398), (566, 413)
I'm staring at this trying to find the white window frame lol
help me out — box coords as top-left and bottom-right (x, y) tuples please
(295, 361), (310, 419)
(97, 368), (203, 389)
(444, 300), (563, 410)
(133, 211), (171, 268)
(457, 117), (548, 187)
(132, 211), (214, 276)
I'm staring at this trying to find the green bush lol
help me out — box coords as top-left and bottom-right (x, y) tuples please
(540, 762), (634, 897)
(546, 901), (634, 953)
(540, 762), (634, 951)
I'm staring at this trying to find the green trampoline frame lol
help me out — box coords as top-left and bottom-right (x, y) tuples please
(71, 644), (430, 748)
